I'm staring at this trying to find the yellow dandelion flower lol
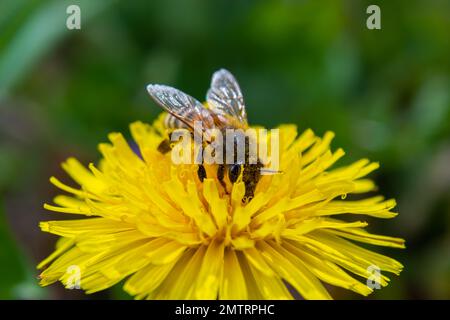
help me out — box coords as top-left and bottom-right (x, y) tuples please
(38, 113), (404, 299)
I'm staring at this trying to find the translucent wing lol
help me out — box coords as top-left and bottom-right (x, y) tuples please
(206, 69), (248, 128)
(147, 84), (215, 129)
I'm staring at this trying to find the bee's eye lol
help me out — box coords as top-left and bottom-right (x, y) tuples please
(228, 164), (241, 183)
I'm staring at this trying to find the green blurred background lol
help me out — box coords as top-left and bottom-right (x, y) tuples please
(0, 0), (449, 299)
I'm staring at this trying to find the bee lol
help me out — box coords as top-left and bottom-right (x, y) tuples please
(147, 69), (264, 202)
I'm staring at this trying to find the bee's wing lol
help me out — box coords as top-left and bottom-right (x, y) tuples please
(147, 84), (215, 129)
(206, 69), (248, 127)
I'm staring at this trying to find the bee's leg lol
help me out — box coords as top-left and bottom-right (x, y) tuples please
(242, 161), (263, 203)
(217, 164), (228, 193)
(195, 141), (207, 182)
(243, 179), (255, 203)
(197, 164), (207, 182)
(157, 139), (172, 154)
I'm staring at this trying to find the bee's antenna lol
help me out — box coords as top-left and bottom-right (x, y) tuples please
(260, 169), (284, 175)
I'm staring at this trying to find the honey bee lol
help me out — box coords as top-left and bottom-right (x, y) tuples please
(147, 69), (264, 202)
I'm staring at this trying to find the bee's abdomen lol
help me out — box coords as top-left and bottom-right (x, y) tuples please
(164, 113), (190, 129)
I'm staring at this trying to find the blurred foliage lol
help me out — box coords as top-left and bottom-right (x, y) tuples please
(0, 199), (46, 299)
(0, 0), (449, 299)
